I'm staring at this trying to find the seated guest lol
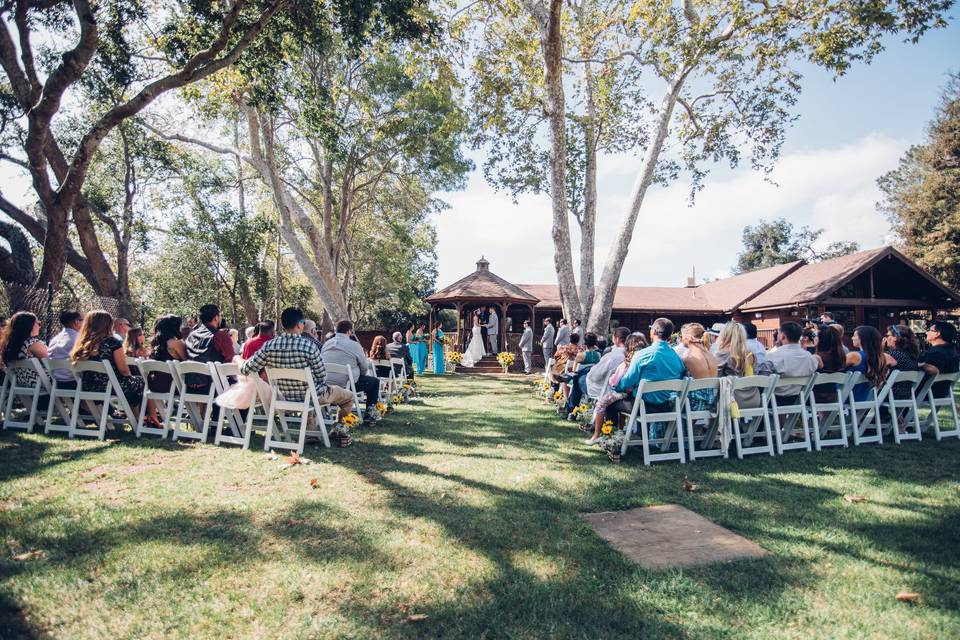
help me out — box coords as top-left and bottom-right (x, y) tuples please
(800, 323), (818, 353)
(112, 317), (131, 342)
(124, 327), (150, 359)
(148, 314), (187, 395)
(48, 310), (83, 387)
(185, 304), (234, 393)
(242, 321), (275, 359)
(715, 322), (761, 409)
(596, 336), (608, 354)
(303, 319), (322, 345)
(550, 332), (581, 385)
(386, 331), (415, 380)
(845, 325), (896, 402)
(586, 327), (631, 400)
(321, 320), (382, 421)
(0, 312), (50, 409)
(813, 322), (846, 403)
(562, 332), (600, 416)
(585, 333), (647, 444)
(679, 323), (718, 411)
(244, 326), (256, 343)
(369, 335), (392, 377)
(604, 318), (685, 426)
(742, 322), (767, 366)
(766, 321), (818, 405)
(883, 325), (919, 400)
(71, 310), (144, 418)
(241, 307), (354, 420)
(918, 321), (959, 398)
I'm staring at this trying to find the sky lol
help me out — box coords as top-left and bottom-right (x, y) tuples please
(432, 13), (960, 289)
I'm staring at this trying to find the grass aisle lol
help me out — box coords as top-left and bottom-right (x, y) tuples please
(1, 374), (959, 639)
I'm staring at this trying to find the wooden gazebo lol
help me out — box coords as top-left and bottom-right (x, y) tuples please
(425, 257), (540, 352)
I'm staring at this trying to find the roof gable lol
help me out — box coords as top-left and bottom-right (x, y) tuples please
(426, 258), (540, 304)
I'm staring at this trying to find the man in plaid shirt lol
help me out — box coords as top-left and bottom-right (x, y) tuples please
(241, 307), (354, 419)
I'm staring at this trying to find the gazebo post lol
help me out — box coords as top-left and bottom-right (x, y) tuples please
(455, 302), (463, 351)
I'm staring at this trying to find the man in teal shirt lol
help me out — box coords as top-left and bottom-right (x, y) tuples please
(605, 317), (685, 422)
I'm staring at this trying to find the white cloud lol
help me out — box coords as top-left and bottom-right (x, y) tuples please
(433, 133), (907, 288)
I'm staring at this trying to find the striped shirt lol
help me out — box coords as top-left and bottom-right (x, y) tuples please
(240, 333), (328, 400)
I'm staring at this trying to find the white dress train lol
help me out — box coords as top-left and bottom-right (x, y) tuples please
(460, 325), (486, 367)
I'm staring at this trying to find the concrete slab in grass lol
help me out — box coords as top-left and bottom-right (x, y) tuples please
(581, 504), (766, 570)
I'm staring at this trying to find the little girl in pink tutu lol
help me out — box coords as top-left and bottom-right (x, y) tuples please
(586, 333), (648, 444)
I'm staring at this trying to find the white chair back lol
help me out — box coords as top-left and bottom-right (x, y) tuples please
(212, 362), (271, 449)
(42, 358), (78, 434)
(769, 375), (816, 454)
(808, 372), (855, 450)
(69, 360), (133, 440)
(920, 372), (960, 441)
(684, 377), (724, 462)
(849, 370), (898, 446)
(390, 357), (408, 383)
(621, 378), (689, 465)
(263, 367), (331, 453)
(324, 362), (364, 422)
(2, 359), (51, 433)
(729, 375), (779, 459)
(135, 360), (176, 439)
(171, 361), (216, 442)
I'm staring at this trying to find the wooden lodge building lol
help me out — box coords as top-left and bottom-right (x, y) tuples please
(425, 247), (959, 353)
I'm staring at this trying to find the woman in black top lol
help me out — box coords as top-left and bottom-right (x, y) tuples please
(148, 315), (187, 393)
(883, 325), (919, 399)
(71, 310), (144, 414)
(813, 323), (845, 403)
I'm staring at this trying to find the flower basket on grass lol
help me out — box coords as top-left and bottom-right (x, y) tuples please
(572, 402), (594, 431)
(496, 352), (515, 373)
(331, 413), (358, 447)
(597, 421), (624, 463)
(448, 351), (463, 371)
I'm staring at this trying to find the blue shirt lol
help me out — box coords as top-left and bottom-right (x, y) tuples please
(615, 340), (685, 404)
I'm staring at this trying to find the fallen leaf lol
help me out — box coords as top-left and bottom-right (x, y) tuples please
(843, 495), (868, 503)
(406, 614), (429, 623)
(287, 452), (302, 466)
(13, 550), (44, 561)
(266, 453), (278, 461)
(896, 591), (921, 603)
(309, 478), (319, 489)
(682, 475), (698, 492)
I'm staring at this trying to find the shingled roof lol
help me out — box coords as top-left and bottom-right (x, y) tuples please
(426, 257), (540, 304)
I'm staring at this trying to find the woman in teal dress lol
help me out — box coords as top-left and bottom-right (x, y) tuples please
(405, 324), (419, 377)
(414, 323), (429, 374)
(432, 325), (446, 374)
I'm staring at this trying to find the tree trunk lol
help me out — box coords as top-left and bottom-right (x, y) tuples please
(526, 0), (583, 323)
(587, 80), (683, 333)
(236, 276), (260, 326)
(578, 58), (598, 322)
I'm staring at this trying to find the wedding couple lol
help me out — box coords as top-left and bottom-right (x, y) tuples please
(460, 306), (499, 368)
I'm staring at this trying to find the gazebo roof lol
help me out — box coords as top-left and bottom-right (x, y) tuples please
(426, 257), (540, 305)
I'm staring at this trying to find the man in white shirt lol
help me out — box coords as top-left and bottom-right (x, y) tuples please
(743, 322), (768, 366)
(765, 321), (818, 402)
(48, 310), (83, 384)
(586, 327), (630, 400)
(518, 320), (534, 374)
(320, 320), (381, 421)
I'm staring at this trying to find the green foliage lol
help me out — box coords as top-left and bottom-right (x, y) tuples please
(879, 72), (960, 292)
(734, 218), (859, 273)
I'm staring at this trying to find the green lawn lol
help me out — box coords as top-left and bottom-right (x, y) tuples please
(1, 374), (958, 639)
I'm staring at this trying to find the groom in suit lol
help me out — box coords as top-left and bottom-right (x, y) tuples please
(479, 307), (490, 352)
(487, 306), (499, 352)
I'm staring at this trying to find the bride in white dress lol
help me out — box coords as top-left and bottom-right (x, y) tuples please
(460, 310), (487, 368)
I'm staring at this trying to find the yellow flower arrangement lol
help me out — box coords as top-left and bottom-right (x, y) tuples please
(375, 402), (387, 414)
(601, 420), (614, 436)
(448, 351), (463, 364)
(392, 394), (403, 404)
(553, 390), (564, 402)
(342, 413), (359, 428)
(496, 352), (515, 368)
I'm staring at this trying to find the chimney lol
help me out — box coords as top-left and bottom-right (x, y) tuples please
(476, 256), (490, 272)
(684, 264), (697, 288)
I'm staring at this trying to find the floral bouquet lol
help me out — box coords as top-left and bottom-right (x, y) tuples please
(571, 402), (594, 429)
(375, 401), (388, 416)
(392, 393), (403, 406)
(331, 413), (359, 446)
(552, 390), (565, 407)
(597, 420), (625, 461)
(496, 352), (515, 371)
(448, 351), (463, 365)
(401, 381), (416, 400)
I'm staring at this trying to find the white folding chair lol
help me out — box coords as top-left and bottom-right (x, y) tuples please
(373, 359), (397, 398)
(808, 372), (856, 450)
(135, 360), (176, 439)
(325, 363), (364, 422)
(69, 360), (135, 440)
(263, 367), (331, 453)
(769, 375), (815, 454)
(171, 361), (216, 442)
(919, 372), (960, 441)
(849, 371), (898, 446)
(43, 358), (80, 435)
(2, 359), (51, 433)
(212, 362), (271, 449)
(881, 370), (925, 444)
(684, 377), (726, 461)
(620, 378), (689, 465)
(729, 375), (779, 459)
(542, 358), (555, 385)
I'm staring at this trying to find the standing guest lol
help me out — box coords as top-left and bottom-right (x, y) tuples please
(585, 332), (647, 444)
(148, 314), (187, 396)
(883, 325), (920, 400)
(124, 327), (150, 359)
(813, 322), (847, 403)
(387, 331), (415, 380)
(586, 326), (631, 401)
(322, 320), (382, 421)
(185, 304), (234, 393)
(414, 322), (429, 374)
(679, 323), (718, 411)
(369, 335), (392, 378)
(918, 321), (959, 398)
(604, 318), (684, 432)
(554, 318), (571, 348)
(519, 320), (534, 374)
(742, 322), (768, 366)
(48, 310), (83, 385)
(766, 321), (819, 405)
(406, 323), (421, 375)
(845, 325), (896, 402)
(431, 323), (446, 374)
(715, 322), (761, 409)
(819, 311), (835, 325)
(241, 307), (354, 420)
(800, 324), (818, 353)
(242, 321), (275, 359)
(541, 318), (555, 365)
(112, 317), (131, 342)
(571, 319), (583, 340)
(0, 312), (49, 405)
(71, 310), (144, 418)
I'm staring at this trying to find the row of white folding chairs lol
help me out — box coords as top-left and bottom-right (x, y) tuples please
(0, 358), (345, 454)
(372, 357), (409, 400)
(615, 370), (960, 466)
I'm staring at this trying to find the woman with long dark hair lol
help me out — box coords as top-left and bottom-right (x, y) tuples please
(71, 310), (144, 419)
(812, 322), (846, 402)
(0, 311), (49, 387)
(369, 335), (391, 378)
(883, 325), (920, 400)
(845, 325), (897, 402)
(124, 327), (150, 359)
(148, 315), (186, 394)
